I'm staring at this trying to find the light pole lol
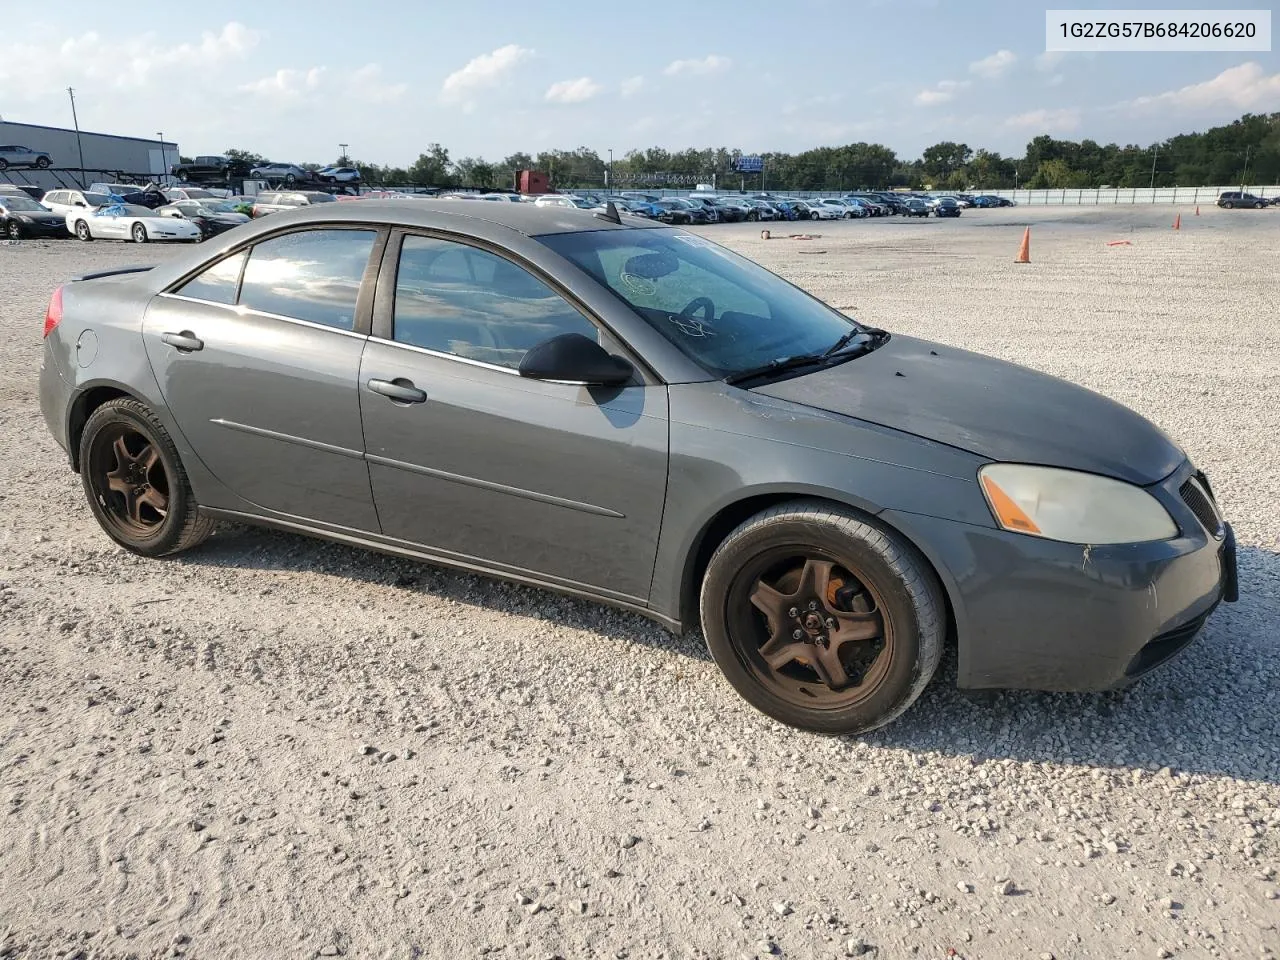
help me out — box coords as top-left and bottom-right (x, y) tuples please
(67, 87), (86, 187)
(339, 143), (349, 164)
(607, 148), (613, 192)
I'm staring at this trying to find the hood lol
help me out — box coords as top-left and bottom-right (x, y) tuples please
(754, 334), (1184, 485)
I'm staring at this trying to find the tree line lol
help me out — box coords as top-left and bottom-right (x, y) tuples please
(199, 111), (1279, 192)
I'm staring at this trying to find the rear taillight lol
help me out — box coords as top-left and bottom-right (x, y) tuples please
(43, 285), (64, 338)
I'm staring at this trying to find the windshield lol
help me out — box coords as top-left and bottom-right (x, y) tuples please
(1, 197), (48, 212)
(202, 200), (240, 213)
(302, 193), (337, 203)
(113, 205), (159, 217)
(537, 228), (865, 378)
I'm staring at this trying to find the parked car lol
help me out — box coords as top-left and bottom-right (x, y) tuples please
(533, 195), (592, 209)
(66, 203), (202, 243)
(171, 155), (250, 184)
(163, 187), (219, 202)
(157, 199), (251, 239)
(771, 200), (804, 221)
(810, 199), (855, 220)
(87, 182), (168, 209)
(39, 189), (114, 218)
(837, 199), (872, 218)
(933, 197), (962, 218)
(988, 195), (1017, 207)
(249, 163), (316, 185)
(1217, 191), (1268, 209)
(685, 196), (724, 223)
(969, 195), (1000, 208)
(0, 144), (52, 170)
(0, 194), (68, 240)
(650, 199), (694, 225)
(318, 166), (361, 184)
(712, 198), (753, 222)
(740, 199), (777, 221)
(38, 200), (1237, 735)
(0, 183), (47, 202)
(250, 191), (339, 217)
(903, 198), (932, 217)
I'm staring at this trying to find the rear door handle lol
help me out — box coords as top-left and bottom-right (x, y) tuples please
(367, 378), (427, 404)
(161, 331), (204, 352)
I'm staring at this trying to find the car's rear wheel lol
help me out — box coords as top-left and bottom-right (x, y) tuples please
(1223, 200), (1235, 209)
(132, 223), (147, 243)
(74, 220), (92, 241)
(6, 221), (21, 240)
(700, 501), (944, 734)
(79, 398), (214, 557)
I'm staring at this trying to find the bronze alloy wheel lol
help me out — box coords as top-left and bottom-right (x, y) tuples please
(86, 423), (171, 540)
(78, 398), (215, 556)
(726, 549), (892, 711)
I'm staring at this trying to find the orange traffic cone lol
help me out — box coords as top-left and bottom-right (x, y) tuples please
(1195, 205), (1200, 216)
(1014, 227), (1030, 263)
(1173, 214), (1181, 231)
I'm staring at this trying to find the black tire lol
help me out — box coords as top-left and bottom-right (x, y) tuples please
(700, 500), (944, 734)
(284, 174), (297, 184)
(79, 398), (214, 557)
(1255, 201), (1264, 209)
(75, 220), (92, 241)
(36, 156), (50, 169)
(1223, 200), (1235, 209)
(6, 221), (21, 240)
(0, 158), (7, 170)
(132, 223), (147, 244)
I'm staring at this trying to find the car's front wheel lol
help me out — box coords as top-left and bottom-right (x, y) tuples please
(6, 221), (21, 240)
(132, 223), (147, 243)
(700, 500), (944, 734)
(36, 156), (50, 169)
(79, 398), (215, 557)
(1255, 201), (1265, 209)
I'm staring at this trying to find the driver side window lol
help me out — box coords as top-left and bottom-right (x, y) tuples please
(392, 235), (599, 369)
(596, 243), (770, 320)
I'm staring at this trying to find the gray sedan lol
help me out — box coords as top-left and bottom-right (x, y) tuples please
(37, 201), (1237, 733)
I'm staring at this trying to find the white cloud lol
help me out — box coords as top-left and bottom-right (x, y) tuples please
(1119, 61), (1280, 113)
(0, 21), (259, 98)
(239, 64), (405, 106)
(544, 77), (601, 104)
(663, 54), (731, 77)
(620, 75), (645, 98)
(1047, 73), (1065, 87)
(914, 79), (969, 106)
(1035, 51), (1065, 73)
(1004, 107), (1082, 132)
(969, 49), (1016, 79)
(440, 44), (534, 106)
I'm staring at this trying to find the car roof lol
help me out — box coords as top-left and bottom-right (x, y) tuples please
(267, 198), (666, 236)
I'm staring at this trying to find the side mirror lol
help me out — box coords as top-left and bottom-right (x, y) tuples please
(74, 200), (86, 207)
(518, 333), (634, 387)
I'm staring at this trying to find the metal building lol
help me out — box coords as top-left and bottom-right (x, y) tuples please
(0, 120), (179, 192)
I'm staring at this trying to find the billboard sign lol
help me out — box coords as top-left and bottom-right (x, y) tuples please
(735, 156), (764, 173)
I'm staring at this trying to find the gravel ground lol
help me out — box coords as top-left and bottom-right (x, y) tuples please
(1, 206), (1277, 960)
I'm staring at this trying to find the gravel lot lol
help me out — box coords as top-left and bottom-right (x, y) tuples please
(1, 206), (1277, 960)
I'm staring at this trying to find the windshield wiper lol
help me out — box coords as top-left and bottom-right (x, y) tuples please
(821, 325), (887, 359)
(723, 354), (832, 386)
(724, 327), (889, 387)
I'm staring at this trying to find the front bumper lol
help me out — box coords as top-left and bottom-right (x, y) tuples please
(883, 462), (1237, 692)
(21, 220), (70, 237)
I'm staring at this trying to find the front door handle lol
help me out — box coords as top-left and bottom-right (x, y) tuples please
(161, 331), (204, 352)
(367, 377), (427, 404)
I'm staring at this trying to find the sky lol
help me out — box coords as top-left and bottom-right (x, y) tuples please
(2, 0), (1278, 167)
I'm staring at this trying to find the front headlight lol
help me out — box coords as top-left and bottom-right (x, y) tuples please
(18, 215), (33, 223)
(979, 464), (1177, 544)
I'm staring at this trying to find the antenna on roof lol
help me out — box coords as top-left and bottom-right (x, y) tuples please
(594, 200), (622, 225)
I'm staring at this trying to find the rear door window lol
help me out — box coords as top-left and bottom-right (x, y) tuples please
(238, 229), (377, 330)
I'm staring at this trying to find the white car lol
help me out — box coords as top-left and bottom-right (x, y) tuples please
(67, 203), (202, 243)
(813, 198), (861, 219)
(533, 194), (590, 208)
(805, 200), (847, 220)
(39, 189), (114, 218)
(318, 166), (360, 183)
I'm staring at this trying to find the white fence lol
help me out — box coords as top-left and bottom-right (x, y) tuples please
(978, 186), (1280, 206)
